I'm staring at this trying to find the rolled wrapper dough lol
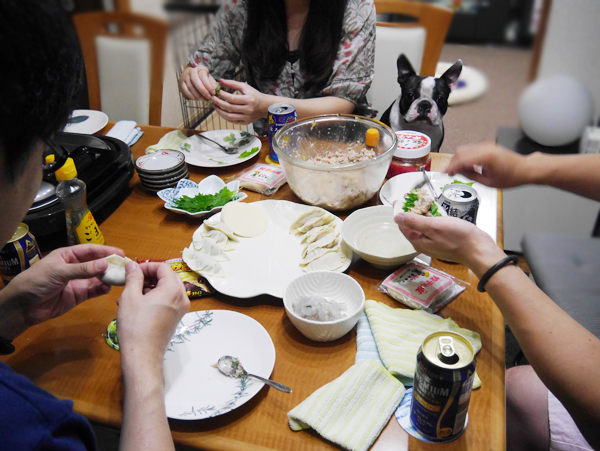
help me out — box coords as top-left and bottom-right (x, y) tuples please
(101, 254), (133, 286)
(221, 202), (270, 237)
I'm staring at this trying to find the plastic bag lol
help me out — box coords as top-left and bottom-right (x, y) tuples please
(139, 258), (212, 299)
(232, 163), (286, 195)
(377, 258), (468, 313)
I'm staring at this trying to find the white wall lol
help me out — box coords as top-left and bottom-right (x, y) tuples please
(536, 0), (600, 122)
(128, 0), (184, 128)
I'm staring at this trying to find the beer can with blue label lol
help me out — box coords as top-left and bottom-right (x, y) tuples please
(0, 223), (42, 286)
(439, 184), (479, 224)
(268, 103), (297, 162)
(410, 331), (476, 442)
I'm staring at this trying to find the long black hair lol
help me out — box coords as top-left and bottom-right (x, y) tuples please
(0, 0), (83, 181)
(242, 0), (348, 96)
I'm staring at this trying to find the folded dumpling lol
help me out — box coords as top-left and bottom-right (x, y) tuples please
(300, 224), (336, 245)
(204, 218), (239, 242)
(100, 254), (133, 286)
(302, 251), (348, 273)
(291, 210), (335, 235)
(192, 238), (229, 262)
(301, 232), (338, 258)
(193, 224), (235, 251)
(182, 247), (230, 278)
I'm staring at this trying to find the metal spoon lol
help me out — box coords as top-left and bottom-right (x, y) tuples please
(195, 133), (238, 154)
(217, 356), (292, 393)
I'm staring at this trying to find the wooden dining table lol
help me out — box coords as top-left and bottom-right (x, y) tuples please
(1, 124), (505, 451)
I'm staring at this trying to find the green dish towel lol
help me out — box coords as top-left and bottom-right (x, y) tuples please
(145, 130), (188, 154)
(364, 300), (482, 388)
(288, 360), (405, 451)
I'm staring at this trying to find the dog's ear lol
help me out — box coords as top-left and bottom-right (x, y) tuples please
(440, 59), (463, 86)
(396, 54), (416, 85)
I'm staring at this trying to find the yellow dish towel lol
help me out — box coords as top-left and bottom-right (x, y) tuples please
(288, 360), (405, 451)
(145, 130), (188, 154)
(364, 300), (482, 388)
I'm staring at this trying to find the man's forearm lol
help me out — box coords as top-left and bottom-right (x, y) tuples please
(480, 263), (600, 447)
(525, 152), (600, 201)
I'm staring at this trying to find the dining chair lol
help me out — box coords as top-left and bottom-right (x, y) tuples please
(72, 11), (168, 126)
(369, 0), (453, 120)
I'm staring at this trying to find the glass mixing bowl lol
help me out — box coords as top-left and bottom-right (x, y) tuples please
(272, 114), (397, 211)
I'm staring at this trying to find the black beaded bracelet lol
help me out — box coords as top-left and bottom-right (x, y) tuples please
(0, 336), (15, 355)
(477, 255), (519, 292)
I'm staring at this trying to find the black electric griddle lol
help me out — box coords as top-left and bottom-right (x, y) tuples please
(24, 132), (135, 250)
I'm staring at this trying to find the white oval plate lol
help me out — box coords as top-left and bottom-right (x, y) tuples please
(63, 109), (109, 135)
(379, 171), (497, 243)
(203, 200), (352, 299)
(179, 130), (261, 168)
(164, 310), (276, 420)
(157, 176), (247, 218)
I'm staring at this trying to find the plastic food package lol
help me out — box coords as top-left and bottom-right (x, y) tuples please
(378, 259), (468, 313)
(233, 163), (287, 195)
(139, 258), (212, 299)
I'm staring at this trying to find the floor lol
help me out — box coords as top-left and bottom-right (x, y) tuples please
(437, 43), (533, 154)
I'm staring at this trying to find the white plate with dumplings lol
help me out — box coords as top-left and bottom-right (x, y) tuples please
(186, 200), (352, 299)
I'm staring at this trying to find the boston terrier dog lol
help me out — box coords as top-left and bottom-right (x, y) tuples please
(380, 54), (463, 152)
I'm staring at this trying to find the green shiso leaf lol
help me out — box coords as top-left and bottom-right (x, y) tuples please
(402, 191), (419, 212)
(172, 187), (236, 213)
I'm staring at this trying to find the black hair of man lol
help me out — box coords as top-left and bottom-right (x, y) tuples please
(243, 0), (348, 97)
(0, 0), (84, 182)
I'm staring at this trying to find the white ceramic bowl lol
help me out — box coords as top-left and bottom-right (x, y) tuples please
(283, 271), (365, 342)
(341, 205), (418, 269)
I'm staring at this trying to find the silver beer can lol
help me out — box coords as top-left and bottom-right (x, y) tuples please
(439, 184), (479, 224)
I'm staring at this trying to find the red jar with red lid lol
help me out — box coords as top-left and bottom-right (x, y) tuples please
(386, 131), (432, 178)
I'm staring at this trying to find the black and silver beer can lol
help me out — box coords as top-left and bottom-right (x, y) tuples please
(410, 331), (477, 441)
(0, 223), (42, 286)
(268, 103), (297, 162)
(439, 184), (479, 224)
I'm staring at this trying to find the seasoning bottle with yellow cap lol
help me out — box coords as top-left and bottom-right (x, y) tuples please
(365, 127), (379, 152)
(50, 155), (105, 246)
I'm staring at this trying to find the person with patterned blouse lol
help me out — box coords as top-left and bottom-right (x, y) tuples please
(178, 0), (377, 135)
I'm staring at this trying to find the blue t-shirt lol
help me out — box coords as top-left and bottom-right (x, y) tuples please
(0, 361), (95, 451)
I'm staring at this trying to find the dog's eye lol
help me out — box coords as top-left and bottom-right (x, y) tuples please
(437, 96), (444, 103)
(407, 93), (415, 101)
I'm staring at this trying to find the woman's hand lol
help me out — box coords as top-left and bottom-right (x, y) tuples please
(178, 64), (218, 101)
(211, 79), (267, 124)
(0, 244), (122, 339)
(445, 141), (529, 189)
(394, 212), (506, 276)
(116, 261), (189, 367)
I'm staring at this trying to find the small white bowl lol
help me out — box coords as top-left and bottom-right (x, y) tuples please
(341, 205), (418, 269)
(283, 271), (365, 342)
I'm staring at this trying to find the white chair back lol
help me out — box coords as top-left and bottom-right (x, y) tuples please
(369, 26), (425, 120)
(96, 35), (151, 125)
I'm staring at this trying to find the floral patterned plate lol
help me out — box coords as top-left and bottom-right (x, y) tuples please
(178, 130), (262, 168)
(156, 176), (247, 217)
(164, 310), (276, 420)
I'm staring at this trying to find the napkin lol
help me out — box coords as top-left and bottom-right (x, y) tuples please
(364, 300), (482, 388)
(105, 120), (144, 146)
(288, 360), (405, 451)
(355, 312), (383, 364)
(145, 130), (188, 154)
